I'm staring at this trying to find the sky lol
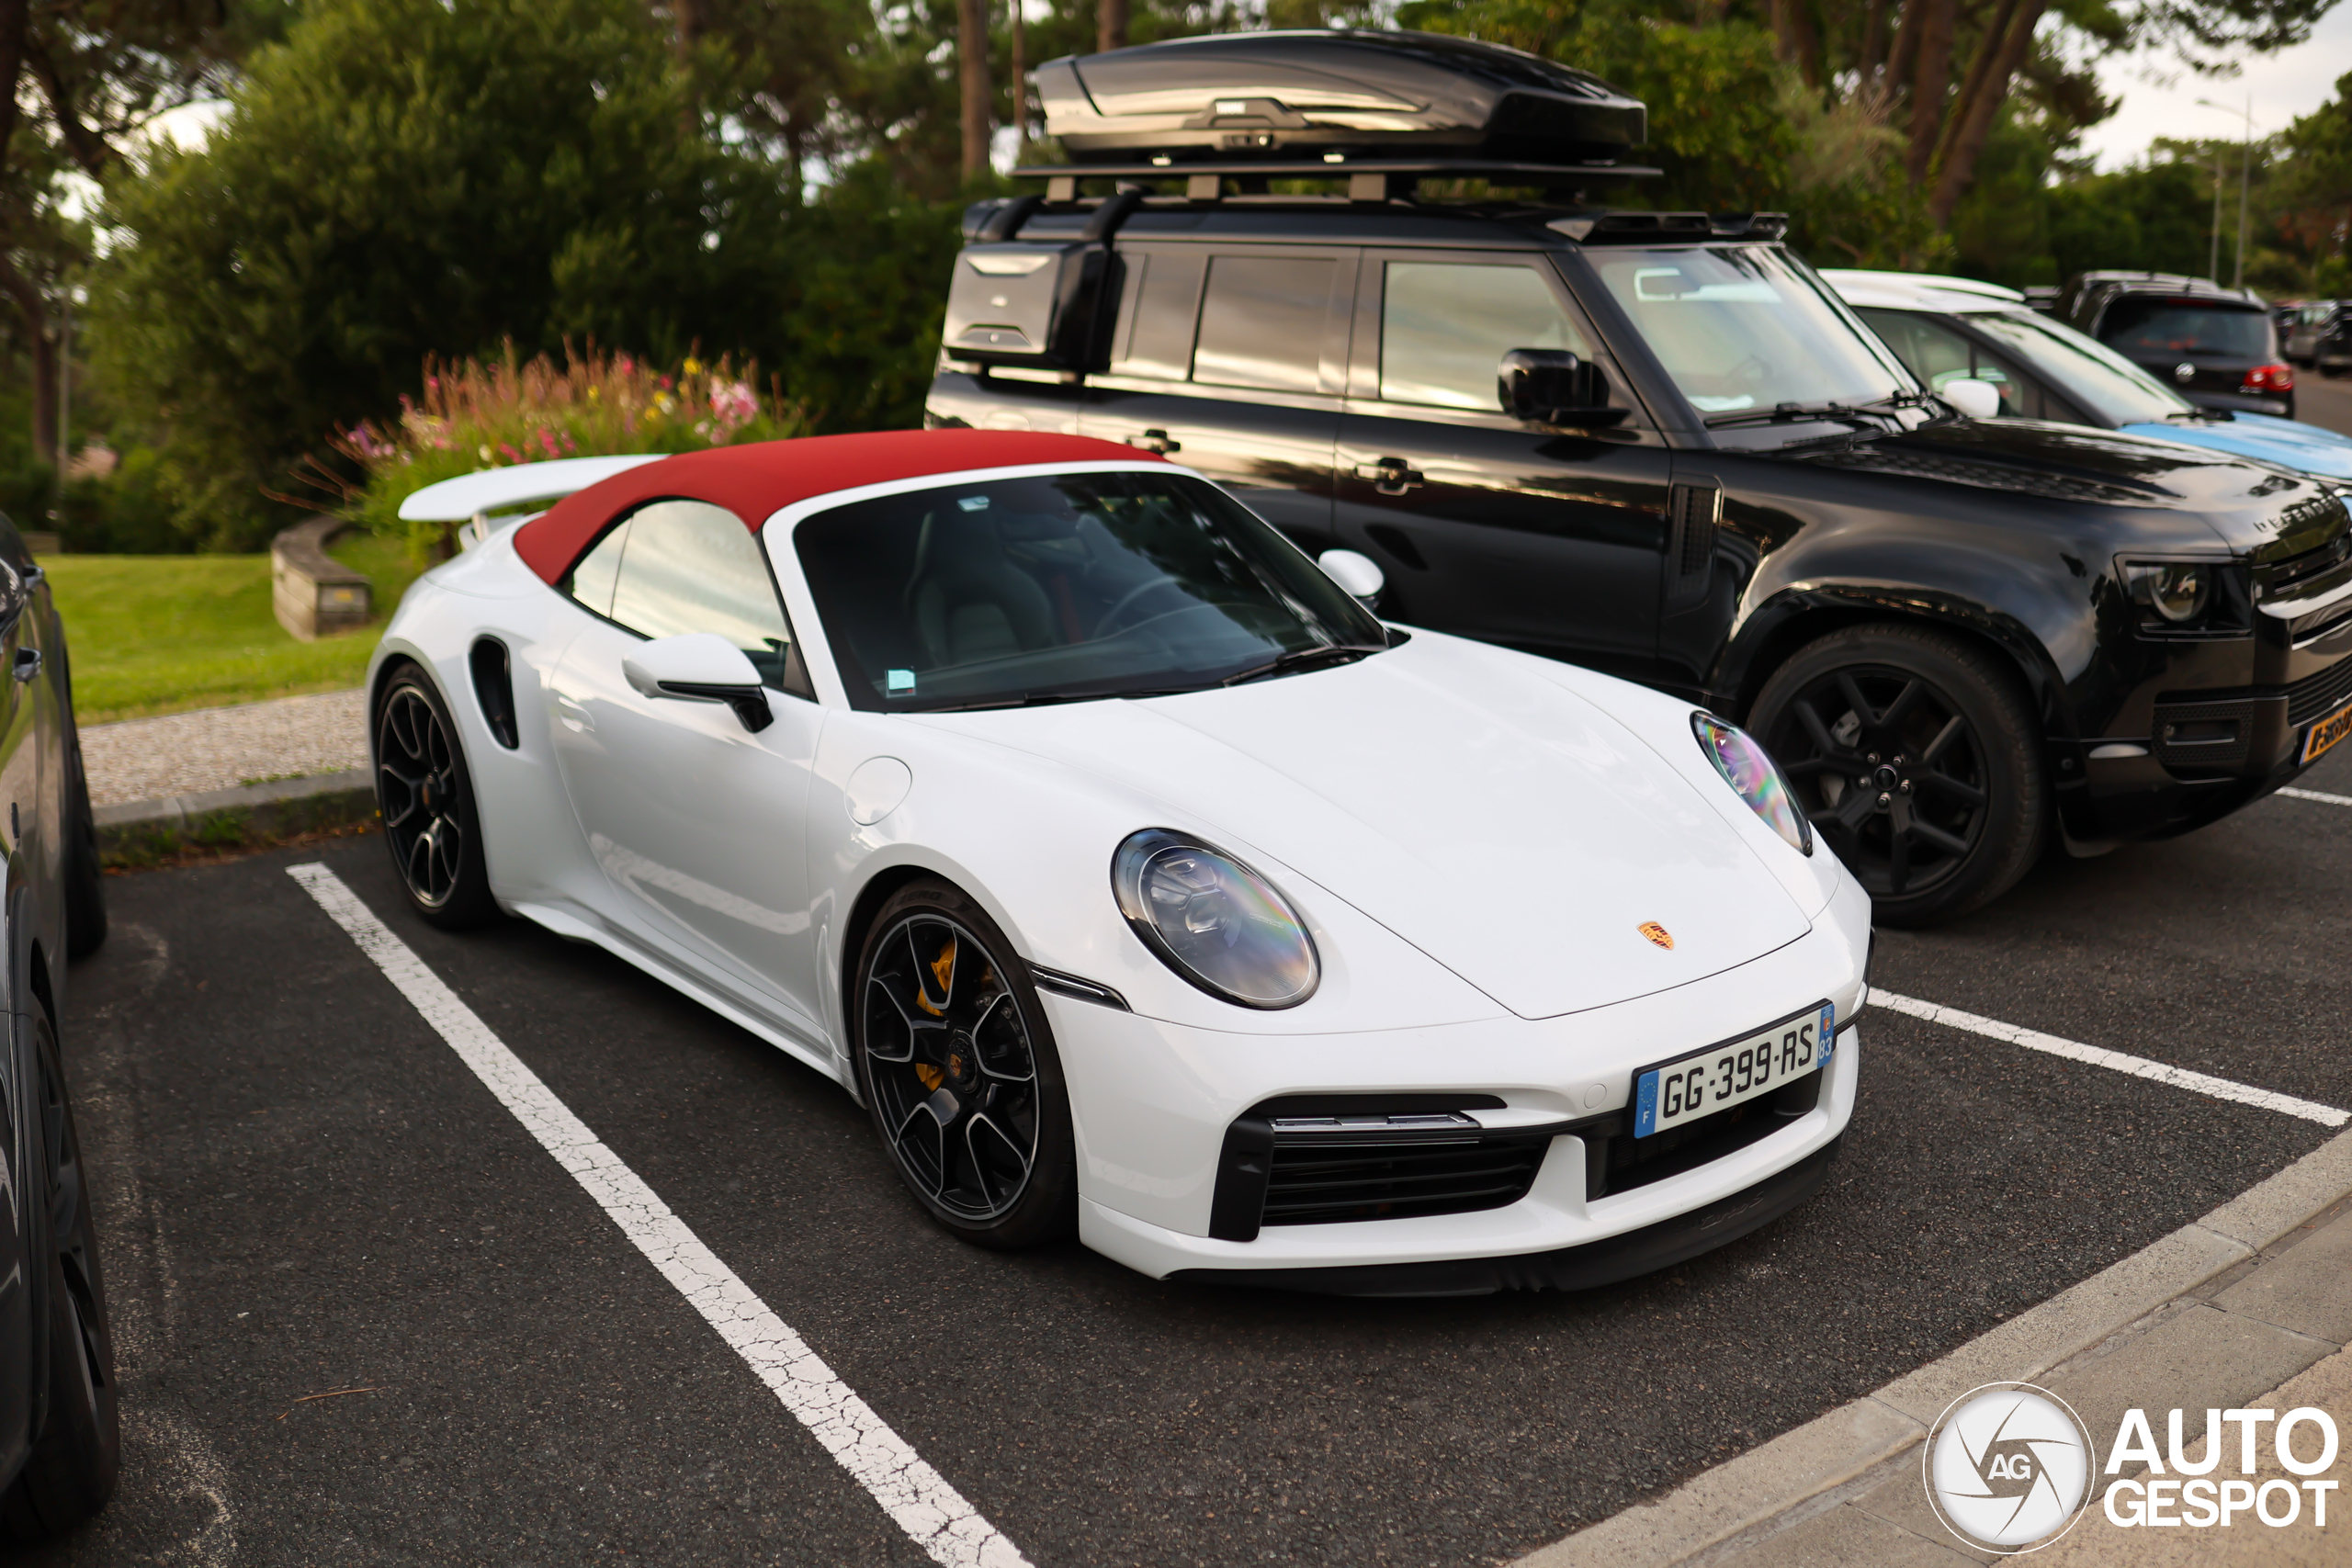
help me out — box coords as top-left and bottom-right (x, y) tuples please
(2076, 5), (2352, 169)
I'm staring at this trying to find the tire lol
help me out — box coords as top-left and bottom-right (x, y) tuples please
(851, 881), (1078, 1248)
(1748, 623), (2045, 927)
(0, 1005), (120, 1540)
(373, 663), (498, 929)
(62, 728), (105, 961)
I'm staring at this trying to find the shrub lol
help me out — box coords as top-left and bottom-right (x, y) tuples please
(311, 343), (806, 559)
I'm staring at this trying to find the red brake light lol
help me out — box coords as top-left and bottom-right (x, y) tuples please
(2245, 362), (2295, 392)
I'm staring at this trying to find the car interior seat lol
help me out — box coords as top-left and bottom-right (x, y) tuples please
(905, 511), (1056, 668)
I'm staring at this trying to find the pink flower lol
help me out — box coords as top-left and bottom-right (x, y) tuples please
(659, 375), (674, 391)
(499, 442), (523, 463)
(537, 428), (561, 459)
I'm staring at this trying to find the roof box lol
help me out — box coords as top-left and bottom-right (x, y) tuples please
(1035, 29), (1645, 165)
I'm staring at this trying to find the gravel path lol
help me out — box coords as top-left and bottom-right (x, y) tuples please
(81, 689), (368, 807)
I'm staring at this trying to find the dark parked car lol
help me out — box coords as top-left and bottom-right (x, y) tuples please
(932, 29), (2352, 926)
(2285, 301), (2350, 378)
(0, 515), (118, 1540)
(2059, 273), (2295, 418)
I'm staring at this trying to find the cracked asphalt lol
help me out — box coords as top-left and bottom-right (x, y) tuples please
(25, 379), (2352, 1567)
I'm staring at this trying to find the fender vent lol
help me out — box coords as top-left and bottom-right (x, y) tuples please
(469, 637), (518, 749)
(1665, 482), (1721, 609)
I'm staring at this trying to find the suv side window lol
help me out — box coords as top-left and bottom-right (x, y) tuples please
(1114, 252), (1208, 381)
(1380, 261), (1594, 409)
(566, 499), (808, 694)
(1193, 255), (1336, 392)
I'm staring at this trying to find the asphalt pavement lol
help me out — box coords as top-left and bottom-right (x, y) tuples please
(27, 377), (2352, 1567)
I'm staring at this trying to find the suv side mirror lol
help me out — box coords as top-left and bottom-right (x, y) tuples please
(623, 633), (775, 733)
(1498, 349), (1624, 425)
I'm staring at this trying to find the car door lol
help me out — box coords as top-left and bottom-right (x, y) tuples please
(1332, 250), (1676, 683)
(546, 498), (828, 1034)
(0, 554), (33, 1465)
(1080, 243), (1348, 552)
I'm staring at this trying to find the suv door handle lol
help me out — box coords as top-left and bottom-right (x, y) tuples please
(12, 647), (40, 683)
(1354, 457), (1424, 496)
(1125, 428), (1181, 455)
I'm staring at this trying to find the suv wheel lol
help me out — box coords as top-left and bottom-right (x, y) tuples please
(1749, 624), (2044, 927)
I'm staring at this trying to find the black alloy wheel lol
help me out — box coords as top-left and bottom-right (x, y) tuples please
(375, 665), (498, 929)
(1750, 625), (2044, 927)
(853, 883), (1076, 1248)
(0, 1006), (120, 1540)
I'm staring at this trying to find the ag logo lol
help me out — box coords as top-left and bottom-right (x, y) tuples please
(1923, 1382), (2097, 1552)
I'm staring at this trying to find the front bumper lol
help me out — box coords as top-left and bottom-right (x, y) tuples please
(1040, 870), (1870, 1287)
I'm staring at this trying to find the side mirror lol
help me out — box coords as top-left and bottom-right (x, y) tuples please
(1498, 349), (1624, 425)
(1317, 548), (1385, 609)
(1939, 378), (2004, 420)
(622, 632), (775, 733)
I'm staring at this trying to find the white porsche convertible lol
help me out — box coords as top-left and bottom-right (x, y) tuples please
(373, 430), (1870, 1294)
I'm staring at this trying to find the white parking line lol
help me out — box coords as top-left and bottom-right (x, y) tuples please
(287, 864), (1031, 1568)
(2278, 785), (2352, 807)
(1873, 990), (2350, 1127)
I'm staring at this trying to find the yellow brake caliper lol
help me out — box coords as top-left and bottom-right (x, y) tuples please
(913, 936), (956, 1091)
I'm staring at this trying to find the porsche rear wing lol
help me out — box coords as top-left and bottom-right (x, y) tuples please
(399, 454), (667, 549)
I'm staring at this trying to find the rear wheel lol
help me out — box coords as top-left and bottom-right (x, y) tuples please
(852, 882), (1077, 1248)
(1, 1006), (120, 1540)
(1749, 624), (2044, 926)
(374, 664), (498, 929)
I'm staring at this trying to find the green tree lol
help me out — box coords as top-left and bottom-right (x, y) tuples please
(86, 0), (932, 548)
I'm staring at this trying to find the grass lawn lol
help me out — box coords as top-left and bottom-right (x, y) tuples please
(49, 531), (426, 724)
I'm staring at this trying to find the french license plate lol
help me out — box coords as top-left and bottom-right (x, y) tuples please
(2302, 698), (2352, 764)
(1633, 1002), (1836, 1138)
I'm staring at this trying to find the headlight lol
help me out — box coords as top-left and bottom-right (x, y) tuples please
(1692, 713), (1813, 855)
(1112, 829), (1318, 1009)
(2134, 562), (2210, 623)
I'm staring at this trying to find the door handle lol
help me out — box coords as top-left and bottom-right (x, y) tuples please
(1125, 428), (1181, 455)
(1353, 457), (1424, 496)
(12, 647), (39, 683)
(554, 692), (594, 733)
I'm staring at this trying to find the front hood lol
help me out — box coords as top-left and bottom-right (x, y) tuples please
(1796, 418), (2346, 562)
(925, 637), (1812, 1019)
(2118, 415), (2352, 482)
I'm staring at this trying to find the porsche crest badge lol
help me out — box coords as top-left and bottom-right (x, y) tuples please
(1638, 921), (1674, 950)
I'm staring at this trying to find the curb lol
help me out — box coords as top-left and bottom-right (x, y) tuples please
(95, 769), (377, 866)
(1513, 1128), (2352, 1567)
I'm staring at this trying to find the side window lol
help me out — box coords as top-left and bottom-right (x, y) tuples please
(1856, 310), (2026, 416)
(570, 499), (808, 694)
(1114, 250), (1207, 381)
(1380, 261), (1593, 410)
(1192, 255), (1334, 393)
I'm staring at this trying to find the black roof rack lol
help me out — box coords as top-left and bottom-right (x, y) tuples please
(1012, 158), (1659, 203)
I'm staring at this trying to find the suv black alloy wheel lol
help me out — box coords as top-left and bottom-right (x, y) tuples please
(1752, 626), (2045, 926)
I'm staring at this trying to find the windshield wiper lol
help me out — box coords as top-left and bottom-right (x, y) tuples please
(1221, 644), (1385, 686)
(1704, 400), (1887, 431)
(919, 685), (1179, 712)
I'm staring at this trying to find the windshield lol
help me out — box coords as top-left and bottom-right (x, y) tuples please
(1589, 245), (1913, 415)
(1967, 310), (2193, 423)
(794, 470), (1387, 712)
(2099, 299), (2272, 360)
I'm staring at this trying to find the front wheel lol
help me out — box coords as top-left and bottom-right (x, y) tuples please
(852, 882), (1077, 1248)
(374, 664), (498, 929)
(1749, 624), (2045, 926)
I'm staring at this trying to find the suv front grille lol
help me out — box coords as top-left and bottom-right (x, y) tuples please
(2288, 658), (2352, 727)
(2261, 506), (2352, 596)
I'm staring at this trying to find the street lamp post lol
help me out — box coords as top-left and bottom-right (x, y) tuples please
(2198, 96), (2257, 291)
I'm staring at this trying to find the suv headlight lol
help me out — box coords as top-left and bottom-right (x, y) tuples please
(1692, 714), (1813, 855)
(1112, 829), (1319, 1009)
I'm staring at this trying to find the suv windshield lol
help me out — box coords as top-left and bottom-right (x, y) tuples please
(2100, 299), (2271, 359)
(795, 470), (1387, 712)
(1589, 245), (1913, 415)
(1966, 309), (2192, 424)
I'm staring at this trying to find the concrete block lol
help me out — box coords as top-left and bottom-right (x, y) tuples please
(2212, 1207), (2352, 1344)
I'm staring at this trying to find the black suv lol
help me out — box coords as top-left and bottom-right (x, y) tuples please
(929, 30), (2352, 925)
(2059, 273), (2296, 418)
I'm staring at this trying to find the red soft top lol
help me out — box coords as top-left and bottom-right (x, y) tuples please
(511, 429), (1151, 584)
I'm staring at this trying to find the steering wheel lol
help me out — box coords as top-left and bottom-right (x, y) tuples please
(1091, 575), (1188, 639)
